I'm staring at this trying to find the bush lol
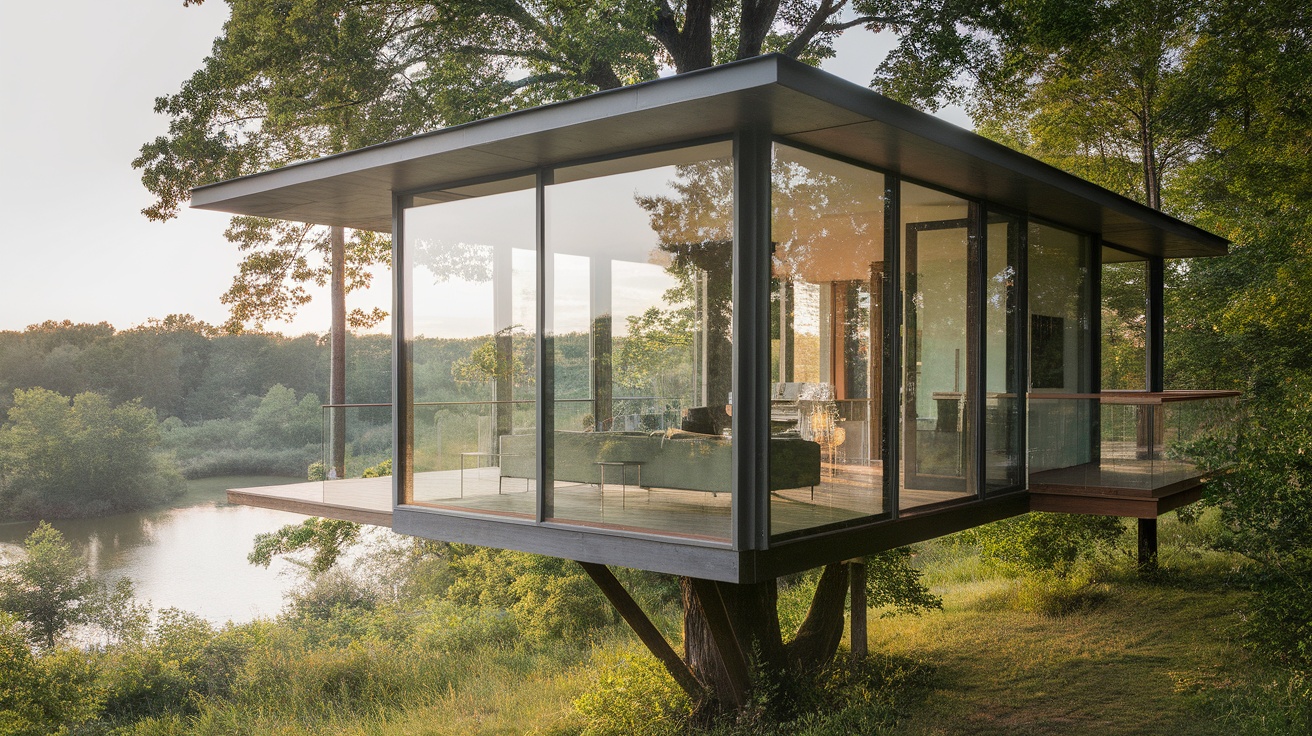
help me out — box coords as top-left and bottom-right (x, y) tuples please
(574, 650), (693, 736)
(1201, 393), (1312, 674)
(960, 512), (1125, 577)
(0, 612), (103, 735)
(446, 547), (615, 642)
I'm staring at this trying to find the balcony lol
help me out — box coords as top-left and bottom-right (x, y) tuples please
(227, 403), (394, 526)
(1027, 391), (1241, 518)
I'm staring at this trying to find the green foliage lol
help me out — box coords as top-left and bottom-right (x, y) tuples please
(863, 548), (943, 617)
(0, 388), (183, 519)
(574, 649), (693, 736)
(248, 517), (363, 575)
(0, 522), (99, 649)
(0, 612), (102, 735)
(445, 546), (616, 641)
(360, 457), (391, 478)
(1200, 393), (1312, 673)
(960, 513), (1125, 577)
(574, 646), (934, 736)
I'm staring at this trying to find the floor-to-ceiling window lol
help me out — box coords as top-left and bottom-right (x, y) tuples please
(900, 182), (977, 511)
(769, 143), (888, 537)
(1027, 222), (1094, 473)
(401, 176), (538, 515)
(984, 210), (1025, 494)
(543, 142), (735, 539)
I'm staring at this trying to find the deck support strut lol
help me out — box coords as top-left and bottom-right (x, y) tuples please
(1137, 518), (1158, 570)
(577, 562), (704, 699)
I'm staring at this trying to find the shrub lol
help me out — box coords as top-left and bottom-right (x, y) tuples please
(960, 512), (1125, 577)
(574, 650), (692, 736)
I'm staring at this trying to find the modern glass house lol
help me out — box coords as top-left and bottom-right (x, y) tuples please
(202, 55), (1237, 582)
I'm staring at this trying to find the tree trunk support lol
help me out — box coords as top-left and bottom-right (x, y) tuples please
(578, 562), (704, 700)
(848, 560), (867, 661)
(688, 577), (751, 709)
(1137, 518), (1158, 570)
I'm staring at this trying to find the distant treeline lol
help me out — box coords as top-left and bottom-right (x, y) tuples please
(0, 318), (597, 488)
(0, 318), (389, 421)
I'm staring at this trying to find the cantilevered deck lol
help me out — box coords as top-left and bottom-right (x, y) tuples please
(227, 464), (970, 539)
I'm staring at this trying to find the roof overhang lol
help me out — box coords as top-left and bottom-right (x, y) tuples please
(191, 54), (1227, 259)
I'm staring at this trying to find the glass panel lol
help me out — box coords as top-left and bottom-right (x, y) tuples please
(901, 182), (975, 511)
(1027, 222), (1093, 473)
(769, 144), (887, 538)
(544, 143), (734, 540)
(402, 176), (537, 517)
(1029, 391), (1239, 491)
(984, 211), (1024, 493)
(1101, 247), (1147, 390)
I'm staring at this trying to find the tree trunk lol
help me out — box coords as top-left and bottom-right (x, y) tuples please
(784, 562), (849, 670)
(736, 0), (782, 60)
(1139, 101), (1161, 211)
(330, 225), (347, 477)
(679, 562), (851, 715)
(652, 0), (715, 73)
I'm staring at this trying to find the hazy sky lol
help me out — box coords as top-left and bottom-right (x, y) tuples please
(0, 3), (969, 337)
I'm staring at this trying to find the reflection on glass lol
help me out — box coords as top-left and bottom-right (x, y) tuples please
(984, 211), (1023, 493)
(402, 177), (537, 516)
(544, 143), (734, 540)
(1101, 247), (1147, 390)
(1027, 222), (1093, 473)
(901, 182), (975, 511)
(769, 144), (887, 538)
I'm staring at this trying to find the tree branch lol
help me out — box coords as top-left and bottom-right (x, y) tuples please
(781, 0), (846, 60)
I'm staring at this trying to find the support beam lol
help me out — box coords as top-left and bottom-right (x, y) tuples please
(849, 560), (867, 661)
(578, 562), (704, 700)
(1137, 518), (1159, 570)
(1140, 256), (1166, 566)
(688, 577), (751, 708)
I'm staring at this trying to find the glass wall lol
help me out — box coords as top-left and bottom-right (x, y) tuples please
(984, 211), (1024, 493)
(402, 176), (538, 515)
(544, 142), (735, 539)
(900, 182), (976, 511)
(1100, 246), (1147, 390)
(769, 143), (888, 537)
(1027, 222), (1094, 473)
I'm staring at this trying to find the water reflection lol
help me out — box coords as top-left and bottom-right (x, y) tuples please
(0, 477), (310, 624)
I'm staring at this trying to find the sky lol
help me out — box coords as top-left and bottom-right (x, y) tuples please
(0, 3), (970, 337)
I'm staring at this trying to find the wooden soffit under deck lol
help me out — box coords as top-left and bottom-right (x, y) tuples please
(191, 55), (1227, 260)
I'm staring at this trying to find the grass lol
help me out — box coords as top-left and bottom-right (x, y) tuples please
(860, 511), (1286, 736)
(111, 510), (1301, 735)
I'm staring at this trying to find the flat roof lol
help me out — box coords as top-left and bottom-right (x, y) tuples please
(191, 54), (1227, 259)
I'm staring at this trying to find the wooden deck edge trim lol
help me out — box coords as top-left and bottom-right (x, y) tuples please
(225, 489), (394, 528)
(1030, 484), (1204, 519)
(1029, 473), (1204, 500)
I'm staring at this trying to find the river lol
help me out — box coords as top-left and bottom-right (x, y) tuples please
(0, 477), (313, 625)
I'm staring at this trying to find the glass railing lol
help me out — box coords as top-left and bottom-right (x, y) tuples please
(320, 403), (393, 510)
(1028, 391), (1240, 492)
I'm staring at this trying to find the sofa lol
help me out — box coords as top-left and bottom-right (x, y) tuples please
(497, 430), (821, 495)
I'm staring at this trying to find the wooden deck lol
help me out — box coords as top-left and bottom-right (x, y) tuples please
(1028, 459), (1208, 518)
(226, 463), (969, 541)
